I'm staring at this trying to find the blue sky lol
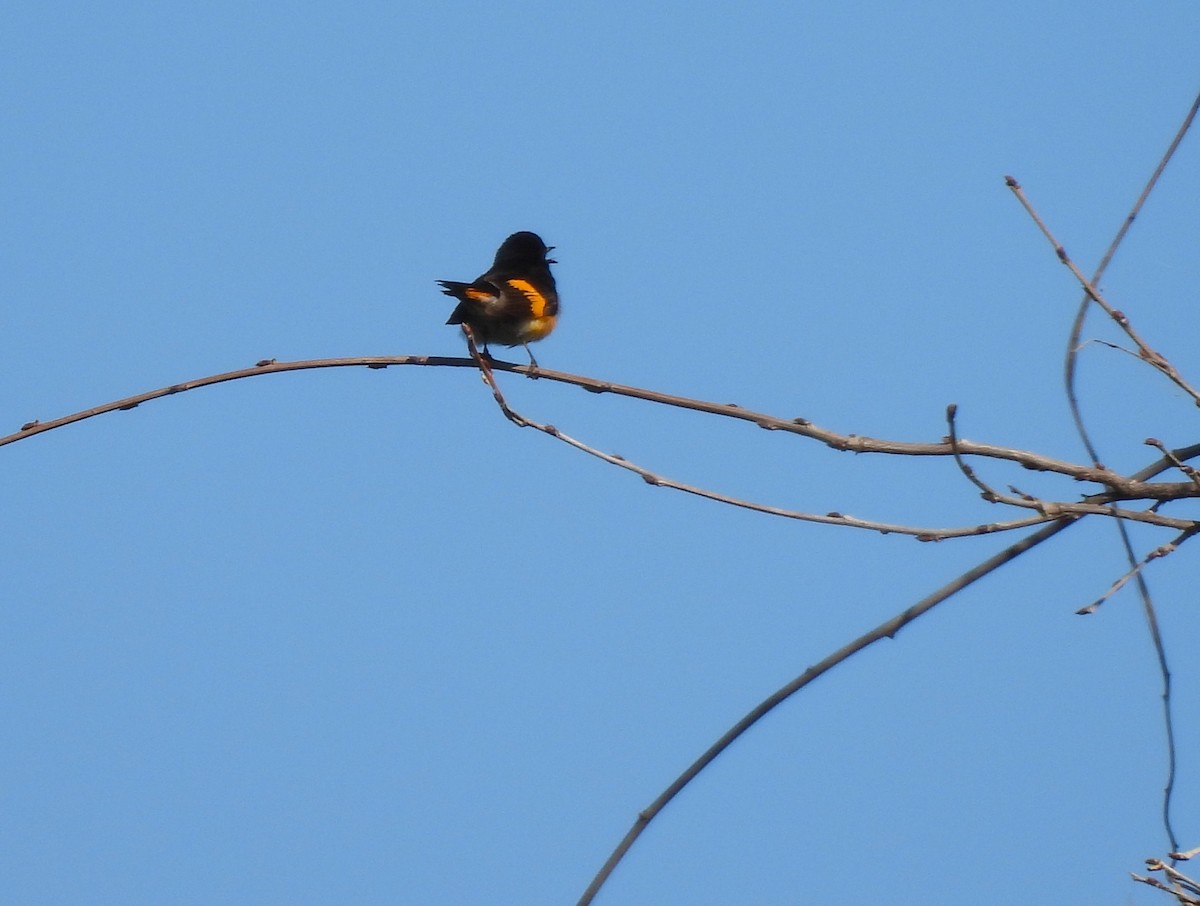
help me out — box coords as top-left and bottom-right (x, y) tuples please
(3, 3), (1199, 903)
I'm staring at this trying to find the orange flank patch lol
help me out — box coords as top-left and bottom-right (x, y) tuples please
(523, 314), (557, 341)
(464, 287), (493, 302)
(506, 279), (549, 317)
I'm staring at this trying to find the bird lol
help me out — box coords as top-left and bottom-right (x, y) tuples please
(437, 231), (559, 367)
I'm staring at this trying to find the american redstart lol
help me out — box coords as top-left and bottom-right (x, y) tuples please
(437, 231), (559, 366)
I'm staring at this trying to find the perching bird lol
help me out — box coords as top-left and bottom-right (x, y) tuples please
(437, 231), (559, 367)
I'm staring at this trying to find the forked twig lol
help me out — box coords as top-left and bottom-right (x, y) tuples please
(1145, 438), (1200, 490)
(1006, 174), (1200, 406)
(456, 331), (1063, 539)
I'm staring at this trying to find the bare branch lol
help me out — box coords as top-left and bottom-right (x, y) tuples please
(459, 335), (1062, 539)
(943, 407), (1198, 530)
(945, 403), (1007, 501)
(1145, 438), (1200, 490)
(577, 516), (1078, 905)
(1077, 529), (1200, 614)
(1006, 174), (1200, 405)
(5, 356), (1198, 513)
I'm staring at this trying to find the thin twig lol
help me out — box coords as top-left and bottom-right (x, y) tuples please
(1007, 174), (1200, 405)
(1145, 438), (1200, 490)
(576, 516), (1077, 905)
(1144, 555), (1182, 856)
(1077, 529), (1200, 614)
(945, 403), (1006, 500)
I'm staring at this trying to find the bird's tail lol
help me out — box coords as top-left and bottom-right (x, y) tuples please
(436, 280), (470, 299)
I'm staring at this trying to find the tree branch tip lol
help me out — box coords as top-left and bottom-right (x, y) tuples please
(945, 402), (958, 418)
(1004, 175), (1018, 187)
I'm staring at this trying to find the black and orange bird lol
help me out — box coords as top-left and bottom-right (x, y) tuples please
(437, 231), (559, 367)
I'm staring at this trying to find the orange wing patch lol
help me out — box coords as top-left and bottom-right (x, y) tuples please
(464, 287), (494, 302)
(506, 279), (549, 317)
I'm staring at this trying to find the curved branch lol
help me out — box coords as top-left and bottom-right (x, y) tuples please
(459, 341), (1071, 539)
(4, 356), (1195, 510)
(576, 516), (1078, 905)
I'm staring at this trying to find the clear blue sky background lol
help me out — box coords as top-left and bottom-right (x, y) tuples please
(3, 3), (1199, 903)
